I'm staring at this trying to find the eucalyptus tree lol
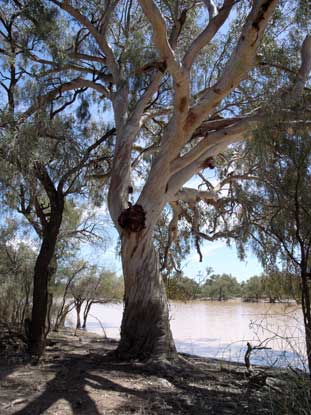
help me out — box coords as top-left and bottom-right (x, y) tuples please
(0, 117), (113, 355)
(234, 122), (311, 373)
(81, 270), (123, 329)
(68, 266), (122, 330)
(1, 0), (310, 360)
(0, 127), (113, 356)
(0, 4), (114, 355)
(241, 275), (264, 302)
(166, 272), (201, 300)
(201, 273), (241, 300)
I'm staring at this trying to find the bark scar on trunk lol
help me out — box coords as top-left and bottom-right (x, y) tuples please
(118, 204), (146, 233)
(201, 156), (215, 169)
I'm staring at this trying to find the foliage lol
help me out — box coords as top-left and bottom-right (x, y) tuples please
(241, 271), (300, 302)
(241, 276), (264, 302)
(52, 260), (123, 330)
(229, 118), (311, 373)
(201, 273), (241, 301)
(166, 268), (301, 303)
(166, 273), (200, 301)
(0, 221), (36, 327)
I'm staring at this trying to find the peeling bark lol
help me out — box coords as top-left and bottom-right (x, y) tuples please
(117, 230), (176, 360)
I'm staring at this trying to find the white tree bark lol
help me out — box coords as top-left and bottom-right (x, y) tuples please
(118, 228), (176, 358)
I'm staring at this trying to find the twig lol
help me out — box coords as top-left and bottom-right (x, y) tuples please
(88, 314), (107, 338)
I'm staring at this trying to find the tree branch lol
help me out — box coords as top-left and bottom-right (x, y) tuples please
(18, 77), (109, 124)
(170, 115), (258, 181)
(170, 187), (217, 203)
(183, 0), (235, 70)
(203, 0), (218, 20)
(51, 0), (120, 81)
(294, 34), (311, 95)
(58, 128), (115, 194)
(138, 0), (184, 83)
(33, 162), (57, 200)
(184, 0), (278, 134)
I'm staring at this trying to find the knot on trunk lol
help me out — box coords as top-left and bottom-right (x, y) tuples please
(201, 157), (215, 169)
(118, 204), (146, 232)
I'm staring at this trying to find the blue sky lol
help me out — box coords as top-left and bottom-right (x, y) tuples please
(79, 165), (264, 283)
(82, 215), (263, 283)
(86, 234), (263, 283)
(182, 240), (263, 282)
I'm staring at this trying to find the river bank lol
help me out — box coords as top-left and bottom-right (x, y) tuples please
(0, 329), (310, 415)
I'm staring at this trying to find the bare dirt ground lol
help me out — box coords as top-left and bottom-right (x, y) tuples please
(0, 329), (310, 415)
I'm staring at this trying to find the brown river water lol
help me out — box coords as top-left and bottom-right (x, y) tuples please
(68, 300), (307, 369)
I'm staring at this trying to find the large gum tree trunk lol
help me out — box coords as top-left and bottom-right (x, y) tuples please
(117, 230), (176, 360)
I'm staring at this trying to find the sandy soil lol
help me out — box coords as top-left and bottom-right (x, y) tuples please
(0, 329), (310, 415)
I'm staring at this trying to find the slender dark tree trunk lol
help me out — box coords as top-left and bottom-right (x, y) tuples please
(75, 299), (83, 330)
(30, 241), (53, 355)
(117, 231), (176, 360)
(54, 270), (76, 331)
(82, 300), (93, 329)
(301, 272), (311, 376)
(29, 197), (64, 356)
(45, 292), (53, 337)
(21, 279), (31, 330)
(55, 303), (72, 330)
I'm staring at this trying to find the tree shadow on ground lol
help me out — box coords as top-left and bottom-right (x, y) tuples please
(0, 366), (15, 382)
(2, 335), (304, 415)
(11, 358), (101, 415)
(6, 349), (273, 415)
(10, 359), (241, 415)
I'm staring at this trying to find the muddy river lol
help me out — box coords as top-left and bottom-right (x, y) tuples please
(68, 300), (306, 368)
